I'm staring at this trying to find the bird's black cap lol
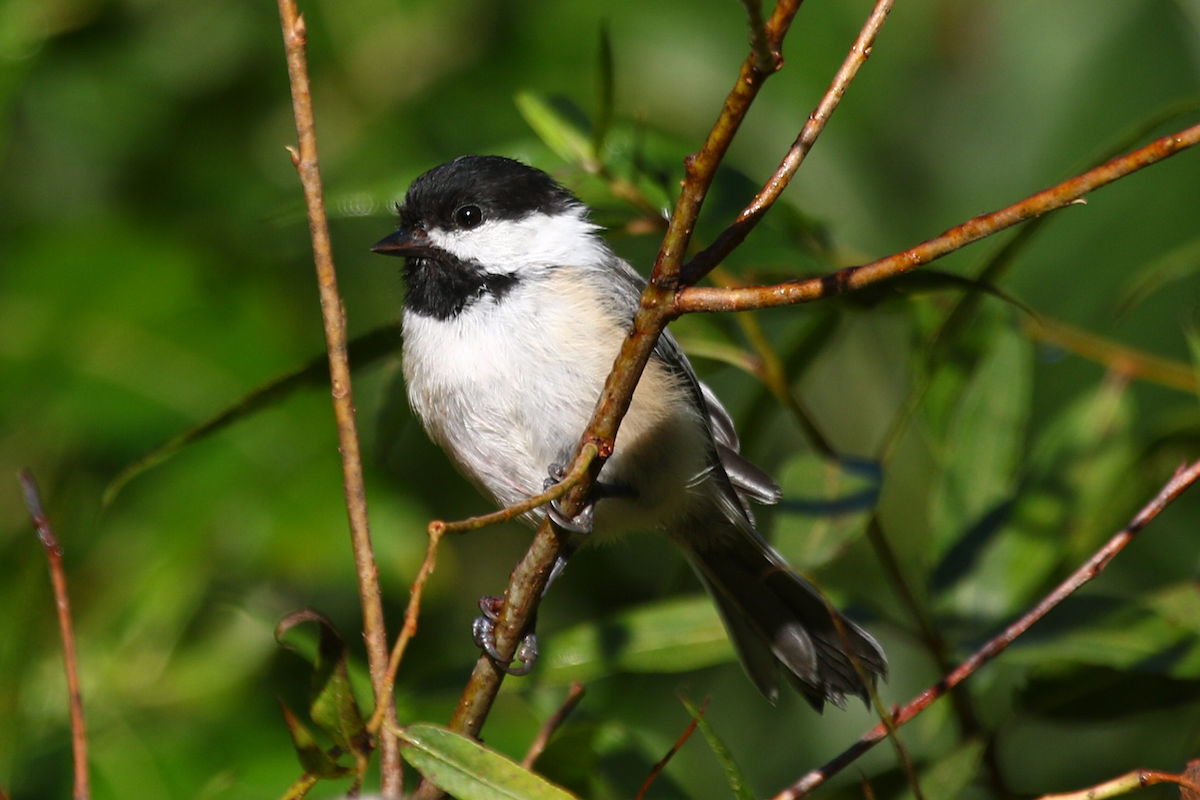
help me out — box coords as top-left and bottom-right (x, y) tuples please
(396, 155), (581, 230)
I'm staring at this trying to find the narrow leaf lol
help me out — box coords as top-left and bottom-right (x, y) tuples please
(515, 91), (598, 171)
(934, 379), (1135, 619)
(774, 454), (880, 571)
(539, 596), (733, 683)
(400, 723), (581, 800)
(276, 610), (371, 759)
(1114, 235), (1200, 318)
(679, 697), (754, 800)
(592, 21), (614, 159)
(104, 323), (401, 505)
(929, 323), (1032, 561)
(280, 702), (354, 779)
(897, 739), (985, 800)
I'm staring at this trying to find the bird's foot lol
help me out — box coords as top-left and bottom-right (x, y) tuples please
(543, 463), (595, 535)
(471, 595), (538, 676)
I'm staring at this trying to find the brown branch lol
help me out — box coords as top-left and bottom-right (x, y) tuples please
(634, 697), (709, 800)
(417, 6), (813, 782)
(650, 0), (804, 287)
(521, 683), (586, 769)
(772, 459), (1200, 800)
(412, 9), (902, 796)
(274, 3), (400, 792)
(676, 121), (1200, 314)
(433, 444), (599, 536)
(741, 0), (774, 75)
(824, 590), (924, 800)
(367, 524), (445, 736)
(682, 0), (896, 285)
(19, 470), (89, 800)
(1023, 316), (1197, 393)
(1035, 767), (1200, 800)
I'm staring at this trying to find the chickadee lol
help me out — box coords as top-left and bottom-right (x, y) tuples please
(372, 155), (886, 709)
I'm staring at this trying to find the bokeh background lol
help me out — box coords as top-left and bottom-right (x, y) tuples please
(2, 0), (1200, 798)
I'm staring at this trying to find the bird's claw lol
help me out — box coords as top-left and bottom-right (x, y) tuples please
(472, 595), (538, 676)
(544, 462), (595, 535)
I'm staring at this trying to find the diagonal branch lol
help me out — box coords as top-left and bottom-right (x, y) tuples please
(275, 2), (401, 792)
(675, 121), (1200, 314)
(772, 459), (1200, 800)
(650, 0), (805, 288)
(20, 471), (89, 800)
(681, 0), (896, 286)
(425, 3), (814, 767)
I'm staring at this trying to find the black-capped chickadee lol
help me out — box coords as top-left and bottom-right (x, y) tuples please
(372, 155), (886, 709)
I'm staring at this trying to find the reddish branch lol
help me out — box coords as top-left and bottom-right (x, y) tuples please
(634, 697), (709, 800)
(423, 3), (817, 775)
(367, 525), (445, 737)
(19, 471), (89, 800)
(275, 2), (400, 792)
(1036, 765), (1200, 800)
(412, 5), (1199, 797)
(676, 121), (1200, 314)
(682, 0), (895, 285)
(521, 683), (586, 769)
(772, 459), (1200, 800)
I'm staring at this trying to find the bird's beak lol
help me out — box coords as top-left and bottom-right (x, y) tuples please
(370, 226), (437, 258)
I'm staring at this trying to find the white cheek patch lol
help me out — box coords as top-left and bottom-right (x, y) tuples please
(428, 211), (608, 273)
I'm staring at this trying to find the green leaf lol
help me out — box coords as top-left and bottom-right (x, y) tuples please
(1113, 235), (1200, 318)
(929, 323), (1032, 561)
(1018, 666), (1200, 720)
(275, 610), (371, 759)
(592, 22), (614, 158)
(1006, 598), (1194, 674)
(279, 702), (354, 780)
(679, 697), (754, 800)
(1148, 582), (1200, 637)
(515, 91), (599, 171)
(933, 379), (1137, 620)
(103, 322), (402, 506)
(850, 269), (1037, 319)
(774, 454), (879, 571)
(897, 739), (985, 800)
(400, 723), (582, 800)
(1185, 321), (1200, 407)
(539, 596), (733, 683)
(529, 724), (602, 799)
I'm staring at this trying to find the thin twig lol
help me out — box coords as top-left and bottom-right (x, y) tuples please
(434, 444), (599, 536)
(280, 772), (321, 800)
(741, 0), (775, 74)
(824, 591), (923, 800)
(676, 121), (1200, 313)
(275, 3), (400, 792)
(1024, 316), (1197, 393)
(634, 697), (709, 800)
(367, 524), (445, 736)
(773, 459), (1200, 800)
(102, 323), (402, 507)
(1035, 767), (1200, 800)
(419, 6), (812, 779)
(521, 683), (586, 769)
(682, 0), (895, 285)
(651, 0), (805, 285)
(19, 471), (89, 800)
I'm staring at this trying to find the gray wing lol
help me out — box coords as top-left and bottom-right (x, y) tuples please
(597, 255), (781, 514)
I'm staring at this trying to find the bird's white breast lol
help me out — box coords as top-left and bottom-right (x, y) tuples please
(402, 267), (709, 532)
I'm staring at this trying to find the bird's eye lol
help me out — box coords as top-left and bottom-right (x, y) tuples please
(455, 205), (483, 229)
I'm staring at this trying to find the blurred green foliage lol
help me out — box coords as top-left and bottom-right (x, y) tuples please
(2, 1), (1200, 798)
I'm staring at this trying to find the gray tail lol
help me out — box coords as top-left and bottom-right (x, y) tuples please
(685, 532), (887, 711)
